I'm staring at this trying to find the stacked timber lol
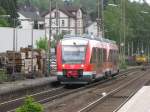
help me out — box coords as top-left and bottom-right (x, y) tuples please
(3, 47), (46, 78)
(20, 48), (46, 77)
(0, 53), (6, 68)
(6, 51), (23, 74)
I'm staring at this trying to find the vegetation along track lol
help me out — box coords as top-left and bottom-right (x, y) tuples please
(78, 70), (150, 112)
(0, 67), (141, 112)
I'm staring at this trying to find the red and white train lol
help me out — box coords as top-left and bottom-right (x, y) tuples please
(56, 35), (119, 84)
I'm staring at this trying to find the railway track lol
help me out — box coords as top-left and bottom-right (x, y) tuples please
(77, 70), (150, 112)
(0, 80), (61, 104)
(0, 67), (141, 112)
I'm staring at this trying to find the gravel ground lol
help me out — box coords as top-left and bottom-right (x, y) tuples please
(90, 70), (150, 112)
(44, 70), (143, 112)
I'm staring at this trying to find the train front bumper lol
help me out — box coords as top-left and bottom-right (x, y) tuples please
(57, 72), (93, 84)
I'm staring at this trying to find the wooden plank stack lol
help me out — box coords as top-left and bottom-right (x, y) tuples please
(4, 47), (46, 78)
(20, 48), (46, 77)
(6, 51), (23, 74)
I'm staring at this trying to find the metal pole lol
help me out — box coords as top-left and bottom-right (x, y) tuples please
(48, 0), (52, 75)
(128, 42), (130, 57)
(97, 0), (100, 37)
(15, 28), (18, 51)
(131, 41), (133, 56)
(120, 0), (126, 63)
(44, 17), (47, 40)
(101, 0), (105, 38)
(75, 12), (77, 35)
(123, 0), (126, 63)
(13, 19), (16, 76)
(148, 42), (150, 63)
(56, 0), (59, 36)
(31, 22), (34, 77)
(44, 17), (48, 76)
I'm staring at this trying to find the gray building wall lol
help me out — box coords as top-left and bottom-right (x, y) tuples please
(0, 27), (45, 52)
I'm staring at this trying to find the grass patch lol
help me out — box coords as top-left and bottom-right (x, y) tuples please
(16, 96), (44, 112)
(0, 69), (7, 83)
(119, 62), (127, 70)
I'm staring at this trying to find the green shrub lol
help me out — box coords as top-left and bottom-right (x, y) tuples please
(16, 96), (44, 112)
(0, 70), (7, 83)
(119, 62), (127, 70)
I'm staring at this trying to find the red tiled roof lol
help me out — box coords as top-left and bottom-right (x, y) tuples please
(42, 5), (83, 18)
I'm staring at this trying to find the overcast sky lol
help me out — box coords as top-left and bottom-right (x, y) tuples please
(131, 0), (150, 3)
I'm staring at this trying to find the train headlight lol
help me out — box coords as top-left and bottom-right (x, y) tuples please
(81, 64), (84, 68)
(62, 64), (65, 68)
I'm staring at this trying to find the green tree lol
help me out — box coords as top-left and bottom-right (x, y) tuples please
(16, 96), (43, 112)
(0, 0), (19, 27)
(36, 34), (63, 50)
(36, 37), (48, 51)
(0, 7), (9, 27)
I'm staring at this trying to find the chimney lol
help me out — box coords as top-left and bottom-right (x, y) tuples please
(64, 0), (70, 6)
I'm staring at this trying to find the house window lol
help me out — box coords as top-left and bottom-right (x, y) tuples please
(39, 24), (44, 29)
(77, 30), (81, 35)
(78, 11), (80, 17)
(72, 12), (76, 15)
(62, 20), (65, 27)
(62, 30), (68, 35)
(77, 20), (80, 27)
(54, 11), (59, 18)
(34, 21), (38, 29)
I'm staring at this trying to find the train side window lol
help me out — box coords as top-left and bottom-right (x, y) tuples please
(90, 48), (96, 63)
(103, 49), (106, 61)
(108, 50), (112, 62)
(97, 48), (104, 65)
(97, 48), (100, 66)
(100, 49), (103, 64)
(102, 49), (104, 62)
(109, 50), (115, 62)
(97, 48), (101, 65)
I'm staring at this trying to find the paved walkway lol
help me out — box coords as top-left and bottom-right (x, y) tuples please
(117, 86), (150, 112)
(0, 76), (57, 95)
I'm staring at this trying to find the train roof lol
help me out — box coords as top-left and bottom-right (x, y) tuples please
(62, 34), (116, 44)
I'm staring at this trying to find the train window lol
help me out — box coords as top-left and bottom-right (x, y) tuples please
(108, 50), (114, 62)
(90, 48), (96, 63)
(108, 50), (118, 63)
(62, 45), (86, 64)
(97, 48), (104, 66)
(108, 50), (111, 62)
(91, 48), (107, 64)
(97, 48), (101, 65)
(103, 49), (106, 61)
(100, 49), (103, 64)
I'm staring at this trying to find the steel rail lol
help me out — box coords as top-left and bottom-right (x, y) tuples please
(77, 70), (148, 112)
(0, 67), (140, 112)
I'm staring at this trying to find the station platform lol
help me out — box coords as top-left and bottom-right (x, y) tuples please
(117, 86), (150, 112)
(0, 66), (141, 95)
(0, 76), (57, 95)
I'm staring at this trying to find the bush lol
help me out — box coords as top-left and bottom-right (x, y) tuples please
(0, 70), (7, 83)
(36, 37), (48, 51)
(119, 61), (127, 70)
(16, 96), (44, 112)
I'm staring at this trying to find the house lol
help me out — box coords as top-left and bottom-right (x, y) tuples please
(18, 4), (44, 29)
(43, 3), (86, 36)
(86, 21), (102, 37)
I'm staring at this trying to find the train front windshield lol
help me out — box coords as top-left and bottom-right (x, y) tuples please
(62, 45), (86, 64)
